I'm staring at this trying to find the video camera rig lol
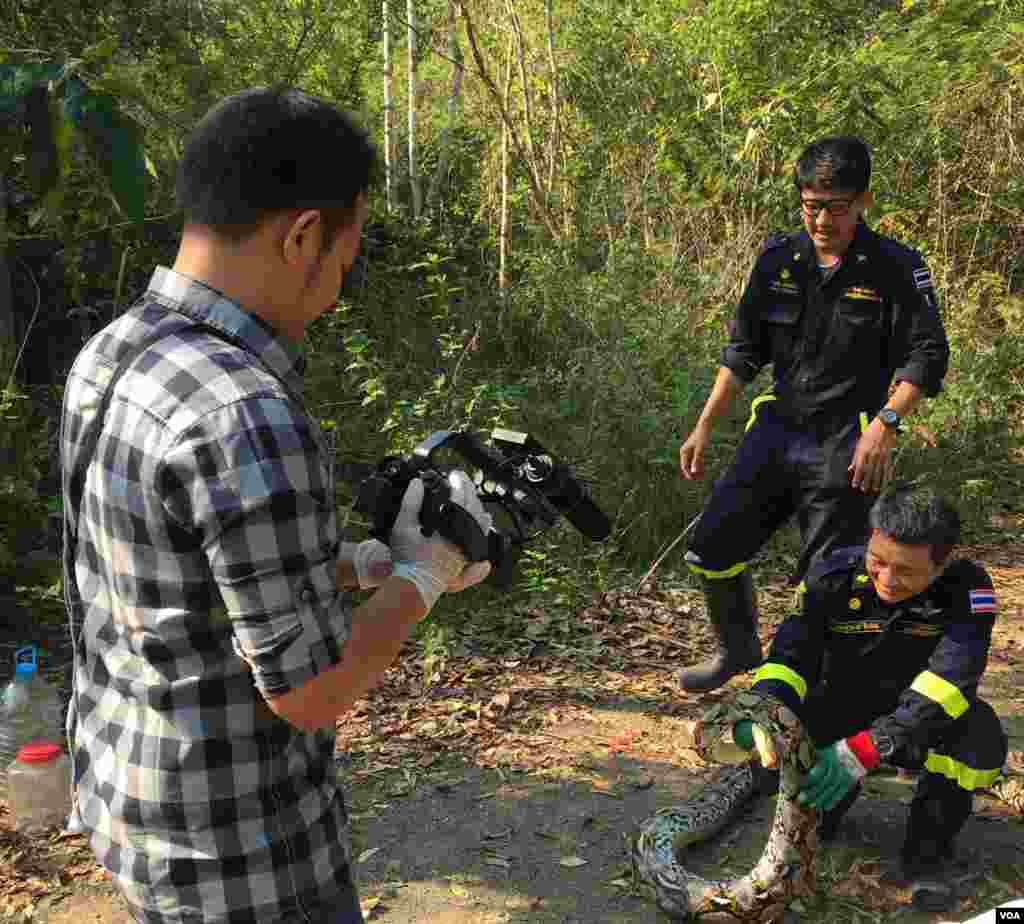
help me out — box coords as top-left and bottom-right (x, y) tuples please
(353, 428), (611, 587)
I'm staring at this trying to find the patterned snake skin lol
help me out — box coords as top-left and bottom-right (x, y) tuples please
(631, 690), (820, 922)
(987, 774), (1024, 814)
(631, 691), (1024, 922)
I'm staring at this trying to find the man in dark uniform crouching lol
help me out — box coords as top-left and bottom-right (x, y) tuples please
(734, 484), (1008, 912)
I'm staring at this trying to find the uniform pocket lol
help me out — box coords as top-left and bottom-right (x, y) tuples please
(837, 299), (882, 327)
(763, 303), (800, 326)
(762, 301), (800, 367)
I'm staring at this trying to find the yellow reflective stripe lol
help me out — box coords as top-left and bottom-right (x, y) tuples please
(924, 752), (1003, 791)
(745, 393), (777, 433)
(685, 559), (748, 579)
(752, 663), (807, 701)
(859, 411), (869, 434)
(911, 671), (970, 718)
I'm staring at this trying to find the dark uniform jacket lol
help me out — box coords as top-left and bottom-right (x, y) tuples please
(722, 222), (950, 425)
(752, 548), (997, 766)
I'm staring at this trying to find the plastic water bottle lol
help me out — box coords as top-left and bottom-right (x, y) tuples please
(0, 646), (65, 800)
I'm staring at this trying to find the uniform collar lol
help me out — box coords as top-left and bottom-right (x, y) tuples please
(145, 266), (306, 392)
(792, 220), (877, 271)
(871, 578), (941, 615)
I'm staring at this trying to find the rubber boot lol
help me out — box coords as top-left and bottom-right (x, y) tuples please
(678, 571), (762, 694)
(887, 774), (972, 911)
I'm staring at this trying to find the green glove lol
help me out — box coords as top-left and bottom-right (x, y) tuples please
(734, 720), (756, 751)
(799, 734), (879, 811)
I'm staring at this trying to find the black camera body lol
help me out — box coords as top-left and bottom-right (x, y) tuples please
(352, 429), (610, 587)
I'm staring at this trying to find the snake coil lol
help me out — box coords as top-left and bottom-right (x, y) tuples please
(631, 691), (819, 922)
(631, 691), (1024, 922)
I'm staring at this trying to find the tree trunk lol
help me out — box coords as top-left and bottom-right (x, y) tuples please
(426, 0), (464, 212)
(544, 0), (571, 238)
(459, 3), (559, 241)
(505, 0), (540, 204)
(544, 0), (559, 198)
(382, 0), (393, 214)
(0, 176), (15, 380)
(498, 36), (514, 299)
(407, 0), (423, 218)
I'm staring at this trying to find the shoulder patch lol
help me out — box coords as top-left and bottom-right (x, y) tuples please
(968, 588), (997, 615)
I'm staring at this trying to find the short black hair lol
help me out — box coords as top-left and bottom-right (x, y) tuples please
(793, 136), (871, 195)
(869, 483), (961, 565)
(175, 86), (378, 244)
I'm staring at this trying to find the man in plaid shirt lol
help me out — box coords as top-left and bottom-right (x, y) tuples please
(60, 88), (491, 924)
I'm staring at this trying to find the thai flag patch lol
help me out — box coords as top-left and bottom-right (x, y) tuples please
(969, 589), (997, 614)
(913, 267), (933, 290)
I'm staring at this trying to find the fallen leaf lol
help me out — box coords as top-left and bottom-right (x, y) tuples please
(357, 847), (382, 864)
(560, 856), (588, 868)
(482, 827), (513, 840)
(360, 895), (384, 919)
(450, 882), (470, 898)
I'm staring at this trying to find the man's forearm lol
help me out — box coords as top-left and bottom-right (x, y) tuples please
(884, 381), (925, 419)
(265, 576), (427, 730)
(696, 367), (745, 430)
(336, 547), (359, 589)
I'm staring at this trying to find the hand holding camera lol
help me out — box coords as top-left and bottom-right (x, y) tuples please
(351, 429), (611, 589)
(389, 476), (491, 609)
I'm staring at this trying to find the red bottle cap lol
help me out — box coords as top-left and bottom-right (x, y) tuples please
(15, 741), (62, 763)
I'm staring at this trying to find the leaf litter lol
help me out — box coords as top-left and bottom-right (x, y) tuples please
(3, 559), (1023, 922)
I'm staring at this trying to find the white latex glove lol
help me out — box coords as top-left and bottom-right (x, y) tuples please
(389, 478), (470, 611)
(442, 469), (494, 591)
(345, 538), (491, 593)
(343, 539), (393, 589)
(446, 469), (494, 535)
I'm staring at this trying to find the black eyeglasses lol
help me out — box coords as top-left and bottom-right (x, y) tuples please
(800, 197), (856, 218)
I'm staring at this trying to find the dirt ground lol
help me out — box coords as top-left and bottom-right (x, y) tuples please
(2, 545), (1022, 924)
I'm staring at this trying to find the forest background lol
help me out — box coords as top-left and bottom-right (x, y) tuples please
(1, 0), (1022, 644)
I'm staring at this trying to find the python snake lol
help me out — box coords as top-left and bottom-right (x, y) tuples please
(631, 690), (1024, 922)
(631, 691), (817, 922)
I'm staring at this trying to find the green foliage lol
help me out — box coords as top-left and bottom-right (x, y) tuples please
(0, 64), (148, 224)
(0, 385), (50, 586)
(3, 0), (1023, 616)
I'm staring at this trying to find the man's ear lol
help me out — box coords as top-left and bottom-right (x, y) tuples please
(281, 209), (324, 267)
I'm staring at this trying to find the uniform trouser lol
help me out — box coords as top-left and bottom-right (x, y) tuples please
(801, 687), (1009, 859)
(686, 401), (873, 584)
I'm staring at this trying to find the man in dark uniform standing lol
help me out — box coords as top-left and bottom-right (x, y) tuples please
(733, 485), (1007, 912)
(677, 136), (950, 693)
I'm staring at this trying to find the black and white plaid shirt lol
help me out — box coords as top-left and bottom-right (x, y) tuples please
(61, 268), (356, 923)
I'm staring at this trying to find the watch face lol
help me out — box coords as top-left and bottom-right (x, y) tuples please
(879, 409), (899, 427)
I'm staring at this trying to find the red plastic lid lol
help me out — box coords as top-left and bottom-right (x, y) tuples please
(15, 741), (62, 763)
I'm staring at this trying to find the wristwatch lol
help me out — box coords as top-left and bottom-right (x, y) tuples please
(877, 408), (901, 432)
(871, 732), (896, 762)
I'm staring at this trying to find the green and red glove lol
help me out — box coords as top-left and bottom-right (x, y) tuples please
(798, 732), (880, 811)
